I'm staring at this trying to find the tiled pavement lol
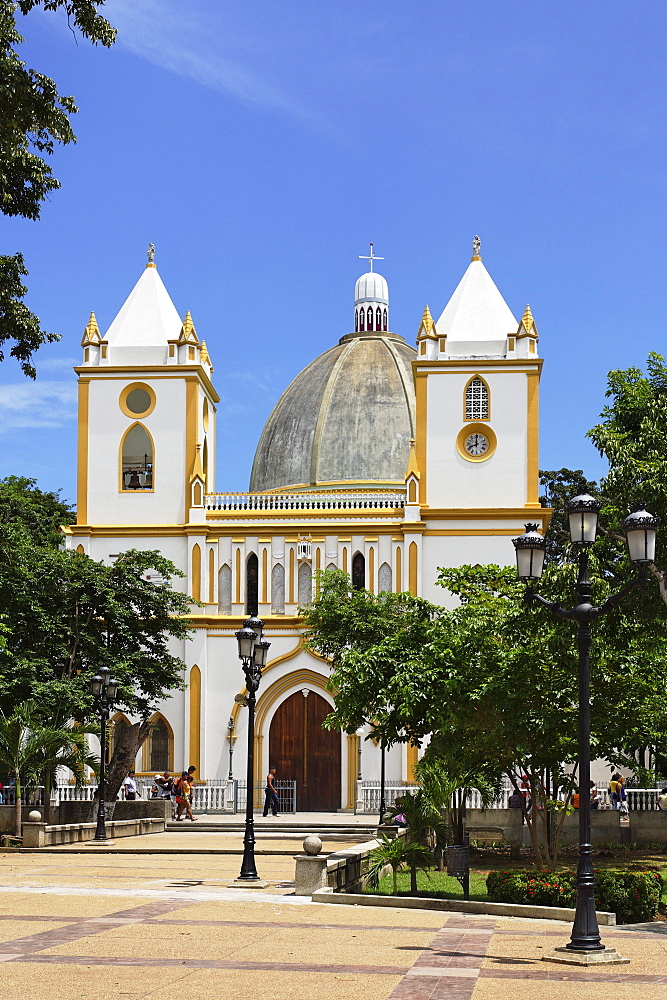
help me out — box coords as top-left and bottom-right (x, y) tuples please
(0, 845), (665, 999)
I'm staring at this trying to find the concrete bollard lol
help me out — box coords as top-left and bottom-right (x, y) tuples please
(294, 835), (328, 896)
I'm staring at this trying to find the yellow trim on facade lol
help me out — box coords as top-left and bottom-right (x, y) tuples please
(455, 422), (498, 463)
(189, 665), (201, 774)
(73, 365), (220, 404)
(262, 548), (268, 605)
(527, 371), (540, 505)
(191, 544), (201, 602)
(77, 379), (89, 524)
(119, 381), (156, 419)
(413, 359), (543, 372)
(208, 547), (215, 604)
(408, 541), (418, 595)
(347, 734), (357, 809)
(406, 742), (419, 782)
(235, 548), (241, 604)
(185, 379), (198, 521)
(414, 372), (427, 506)
(395, 546), (402, 592)
(289, 548), (295, 604)
(368, 546), (375, 593)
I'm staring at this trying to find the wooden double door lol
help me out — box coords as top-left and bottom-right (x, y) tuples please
(269, 690), (341, 811)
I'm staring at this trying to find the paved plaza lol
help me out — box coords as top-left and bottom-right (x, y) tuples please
(0, 834), (664, 999)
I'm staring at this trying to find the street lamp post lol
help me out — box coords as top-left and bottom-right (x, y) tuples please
(355, 726), (364, 815)
(235, 616), (270, 882)
(379, 741), (386, 826)
(227, 716), (235, 780)
(90, 667), (119, 843)
(513, 498), (658, 961)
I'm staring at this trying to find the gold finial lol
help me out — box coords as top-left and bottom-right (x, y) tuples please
(358, 242), (385, 273)
(146, 243), (156, 268)
(406, 437), (420, 479)
(190, 443), (205, 482)
(520, 304), (536, 335)
(178, 310), (199, 344)
(417, 304), (437, 340)
(471, 235), (481, 261)
(81, 311), (101, 346)
(200, 340), (214, 371)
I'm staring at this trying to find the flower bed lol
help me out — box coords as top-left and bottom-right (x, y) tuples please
(487, 867), (663, 923)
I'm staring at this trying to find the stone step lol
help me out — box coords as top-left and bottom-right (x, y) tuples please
(165, 822), (379, 837)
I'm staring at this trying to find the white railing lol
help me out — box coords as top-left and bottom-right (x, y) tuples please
(360, 781), (419, 814)
(205, 490), (406, 512)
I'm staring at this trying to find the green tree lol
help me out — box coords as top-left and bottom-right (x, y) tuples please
(305, 566), (667, 868)
(589, 352), (667, 605)
(0, 477), (196, 800)
(0, 700), (97, 836)
(1, 0), (116, 376)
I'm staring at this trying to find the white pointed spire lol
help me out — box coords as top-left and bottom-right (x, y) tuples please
(104, 258), (182, 364)
(435, 244), (517, 357)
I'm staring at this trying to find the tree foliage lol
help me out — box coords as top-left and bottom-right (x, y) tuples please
(589, 352), (667, 605)
(0, 699), (97, 835)
(1, 0), (116, 376)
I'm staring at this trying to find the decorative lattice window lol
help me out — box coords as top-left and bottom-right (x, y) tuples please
(150, 718), (170, 772)
(465, 377), (489, 420)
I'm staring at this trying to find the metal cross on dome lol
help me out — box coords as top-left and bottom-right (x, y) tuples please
(358, 242), (385, 272)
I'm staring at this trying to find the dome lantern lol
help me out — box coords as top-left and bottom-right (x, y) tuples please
(354, 243), (389, 333)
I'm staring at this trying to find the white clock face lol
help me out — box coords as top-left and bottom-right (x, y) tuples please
(464, 432), (489, 456)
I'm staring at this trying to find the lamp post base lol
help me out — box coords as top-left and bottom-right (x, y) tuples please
(85, 839), (115, 847)
(229, 878), (270, 889)
(544, 947), (629, 966)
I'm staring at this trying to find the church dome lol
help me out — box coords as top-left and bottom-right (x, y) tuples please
(250, 282), (416, 492)
(354, 271), (389, 305)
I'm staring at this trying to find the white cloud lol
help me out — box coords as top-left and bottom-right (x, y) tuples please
(0, 381), (77, 430)
(108, 0), (331, 133)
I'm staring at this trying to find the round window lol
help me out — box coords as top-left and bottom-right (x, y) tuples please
(120, 383), (155, 418)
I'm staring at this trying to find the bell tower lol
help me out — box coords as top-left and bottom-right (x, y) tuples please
(413, 238), (542, 513)
(75, 248), (218, 527)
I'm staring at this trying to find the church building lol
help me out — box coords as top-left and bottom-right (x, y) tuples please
(64, 240), (548, 810)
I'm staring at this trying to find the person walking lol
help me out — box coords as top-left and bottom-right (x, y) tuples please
(174, 771), (197, 821)
(263, 767), (280, 817)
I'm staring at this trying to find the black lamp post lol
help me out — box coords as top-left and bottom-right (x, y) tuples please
(227, 716), (235, 780)
(90, 667), (119, 843)
(513, 498), (658, 958)
(235, 616), (270, 881)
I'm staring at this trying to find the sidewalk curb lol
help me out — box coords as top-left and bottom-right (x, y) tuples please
(311, 886), (617, 925)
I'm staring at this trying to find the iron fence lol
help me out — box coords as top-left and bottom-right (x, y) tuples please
(233, 779), (296, 814)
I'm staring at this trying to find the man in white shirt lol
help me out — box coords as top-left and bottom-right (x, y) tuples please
(123, 771), (138, 801)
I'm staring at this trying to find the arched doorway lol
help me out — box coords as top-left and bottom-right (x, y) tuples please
(269, 690), (341, 811)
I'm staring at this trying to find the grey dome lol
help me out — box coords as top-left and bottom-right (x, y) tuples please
(250, 331), (416, 491)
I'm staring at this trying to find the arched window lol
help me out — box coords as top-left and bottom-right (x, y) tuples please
(121, 423), (153, 490)
(298, 561), (312, 605)
(378, 562), (392, 593)
(359, 308), (365, 331)
(465, 377), (489, 421)
(355, 308), (359, 332)
(246, 553), (258, 615)
(218, 564), (232, 614)
(149, 716), (171, 772)
(367, 307), (373, 330)
(352, 551), (365, 591)
(383, 308), (388, 331)
(376, 307), (382, 331)
(271, 563), (285, 614)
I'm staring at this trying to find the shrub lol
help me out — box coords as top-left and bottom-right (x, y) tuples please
(486, 868), (663, 923)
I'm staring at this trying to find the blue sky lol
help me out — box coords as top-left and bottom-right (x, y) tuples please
(3, 0), (667, 504)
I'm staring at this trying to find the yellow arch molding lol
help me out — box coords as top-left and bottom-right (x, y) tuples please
(229, 636), (330, 729)
(141, 711), (175, 773)
(252, 667), (334, 792)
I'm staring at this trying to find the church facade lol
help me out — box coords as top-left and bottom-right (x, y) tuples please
(64, 242), (549, 810)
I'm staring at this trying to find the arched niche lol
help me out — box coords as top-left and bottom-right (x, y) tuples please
(352, 551), (365, 591)
(120, 422), (154, 491)
(218, 563), (232, 614)
(271, 563), (285, 614)
(143, 713), (174, 773)
(246, 552), (258, 615)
